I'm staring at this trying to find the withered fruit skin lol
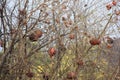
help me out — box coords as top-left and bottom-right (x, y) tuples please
(48, 48), (56, 57)
(43, 73), (49, 80)
(67, 72), (76, 79)
(29, 29), (42, 42)
(89, 38), (101, 45)
(29, 33), (39, 41)
(34, 30), (42, 38)
(107, 38), (113, 44)
(26, 72), (34, 78)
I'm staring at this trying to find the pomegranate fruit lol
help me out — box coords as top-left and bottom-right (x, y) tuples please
(69, 34), (75, 39)
(106, 37), (113, 44)
(48, 48), (56, 58)
(107, 44), (112, 48)
(106, 4), (112, 10)
(26, 72), (34, 78)
(10, 29), (17, 34)
(29, 33), (39, 41)
(43, 73), (49, 80)
(67, 72), (76, 79)
(0, 40), (3, 47)
(115, 10), (120, 15)
(89, 38), (101, 45)
(112, 0), (117, 6)
(62, 5), (67, 9)
(29, 29), (42, 42)
(62, 17), (66, 21)
(77, 60), (84, 66)
(34, 29), (42, 38)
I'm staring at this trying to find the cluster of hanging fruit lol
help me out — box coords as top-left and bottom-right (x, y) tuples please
(29, 29), (42, 42)
(106, 0), (120, 15)
(106, 0), (117, 10)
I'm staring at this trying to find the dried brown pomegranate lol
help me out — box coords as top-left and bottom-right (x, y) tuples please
(107, 44), (112, 48)
(69, 34), (75, 39)
(89, 38), (101, 45)
(67, 72), (76, 79)
(112, 0), (117, 6)
(26, 72), (34, 78)
(0, 40), (3, 47)
(29, 33), (39, 41)
(77, 60), (84, 66)
(43, 73), (49, 80)
(29, 29), (42, 42)
(34, 29), (42, 38)
(48, 48), (56, 58)
(106, 4), (112, 10)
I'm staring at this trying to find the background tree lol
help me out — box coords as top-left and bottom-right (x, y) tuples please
(0, 0), (120, 80)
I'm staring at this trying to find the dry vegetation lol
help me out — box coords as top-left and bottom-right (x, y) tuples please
(0, 0), (120, 80)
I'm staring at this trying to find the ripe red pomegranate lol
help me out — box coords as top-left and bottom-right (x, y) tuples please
(48, 48), (56, 58)
(89, 38), (101, 45)
(67, 72), (76, 79)
(112, 0), (117, 6)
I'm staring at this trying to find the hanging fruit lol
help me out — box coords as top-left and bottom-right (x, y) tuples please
(26, 72), (34, 78)
(67, 72), (76, 79)
(106, 4), (112, 10)
(19, 9), (26, 16)
(112, 0), (117, 6)
(89, 38), (101, 45)
(69, 34), (75, 39)
(107, 44), (112, 48)
(77, 60), (84, 66)
(62, 5), (67, 9)
(115, 10), (120, 15)
(62, 17), (66, 21)
(34, 29), (42, 38)
(106, 37), (113, 44)
(68, 20), (72, 25)
(29, 29), (42, 42)
(0, 40), (3, 47)
(10, 29), (17, 34)
(43, 73), (49, 80)
(64, 21), (69, 28)
(29, 33), (39, 41)
(48, 47), (56, 58)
